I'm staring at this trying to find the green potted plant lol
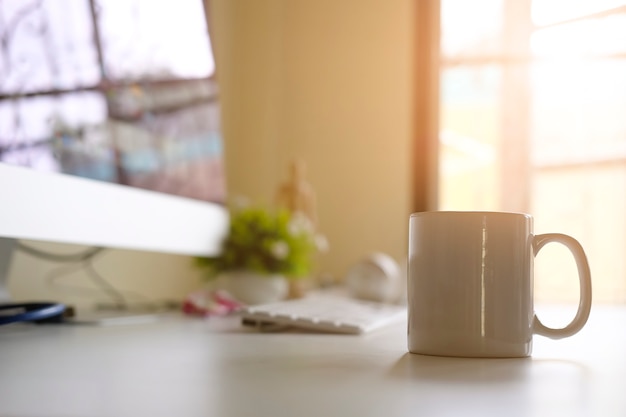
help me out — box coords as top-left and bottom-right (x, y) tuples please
(195, 206), (318, 304)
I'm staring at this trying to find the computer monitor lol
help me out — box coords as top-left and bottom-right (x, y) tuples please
(0, 0), (228, 301)
(0, 164), (228, 300)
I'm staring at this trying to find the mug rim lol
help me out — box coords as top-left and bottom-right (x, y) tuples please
(410, 211), (531, 219)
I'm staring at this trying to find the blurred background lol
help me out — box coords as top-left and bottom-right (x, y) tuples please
(3, 0), (625, 307)
(438, 0), (626, 303)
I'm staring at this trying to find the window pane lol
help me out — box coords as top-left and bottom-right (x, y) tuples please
(531, 60), (626, 302)
(0, 92), (108, 173)
(532, 13), (626, 57)
(0, 88), (225, 203)
(532, 0), (626, 26)
(1, 0), (225, 203)
(441, 0), (504, 58)
(97, 0), (215, 81)
(0, 0), (99, 94)
(441, 0), (626, 303)
(532, 61), (626, 166)
(533, 166), (626, 302)
(439, 66), (501, 210)
(107, 81), (225, 202)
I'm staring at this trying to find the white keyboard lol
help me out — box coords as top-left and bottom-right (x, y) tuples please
(240, 294), (406, 334)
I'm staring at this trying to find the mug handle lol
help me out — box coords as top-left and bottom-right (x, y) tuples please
(532, 233), (592, 339)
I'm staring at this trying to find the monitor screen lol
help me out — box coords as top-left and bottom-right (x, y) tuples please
(0, 0), (228, 300)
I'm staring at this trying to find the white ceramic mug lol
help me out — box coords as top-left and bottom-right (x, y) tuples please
(407, 211), (592, 358)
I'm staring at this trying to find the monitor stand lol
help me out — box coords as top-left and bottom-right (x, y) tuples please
(0, 237), (16, 302)
(0, 237), (164, 325)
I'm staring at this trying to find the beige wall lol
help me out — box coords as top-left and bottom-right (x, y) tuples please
(212, 0), (415, 282)
(8, 0), (415, 305)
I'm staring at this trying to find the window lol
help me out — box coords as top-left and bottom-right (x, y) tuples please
(0, 0), (225, 203)
(439, 0), (626, 302)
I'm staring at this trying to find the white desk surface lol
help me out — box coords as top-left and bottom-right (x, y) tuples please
(0, 305), (624, 417)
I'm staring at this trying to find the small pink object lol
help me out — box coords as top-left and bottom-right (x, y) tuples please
(182, 289), (243, 317)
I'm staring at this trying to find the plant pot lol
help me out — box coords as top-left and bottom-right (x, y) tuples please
(217, 271), (289, 305)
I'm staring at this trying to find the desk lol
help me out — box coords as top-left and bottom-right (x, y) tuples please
(0, 305), (624, 417)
